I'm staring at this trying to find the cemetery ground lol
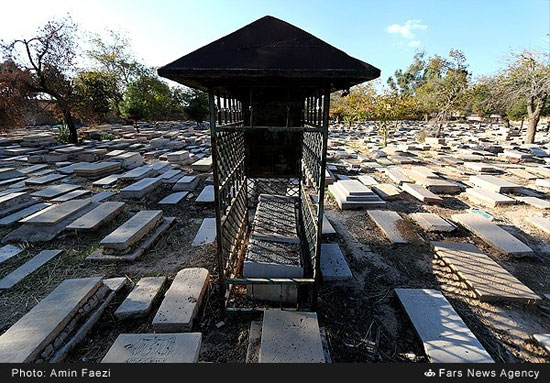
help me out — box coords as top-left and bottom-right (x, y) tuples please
(0, 121), (549, 363)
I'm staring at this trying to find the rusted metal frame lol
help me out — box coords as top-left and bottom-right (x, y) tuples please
(225, 278), (315, 285)
(217, 125), (323, 132)
(219, 156), (245, 201)
(216, 92), (222, 124)
(311, 89), (330, 309)
(209, 89), (226, 297)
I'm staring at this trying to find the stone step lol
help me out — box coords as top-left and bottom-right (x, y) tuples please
(409, 213), (455, 232)
(328, 182), (386, 210)
(195, 185), (215, 203)
(120, 177), (162, 199)
(525, 216), (550, 234)
(0, 277), (102, 362)
(259, 310), (325, 363)
(465, 188), (515, 207)
(101, 333), (201, 363)
(320, 243), (352, 282)
(0, 244), (23, 264)
(0, 250), (62, 290)
(395, 288), (494, 363)
(66, 202), (125, 231)
(152, 268), (210, 332)
(451, 213), (533, 256)
(114, 276), (167, 320)
(367, 210), (407, 243)
(88, 217), (175, 262)
(25, 199), (92, 226)
(192, 218), (217, 246)
(469, 175), (520, 193)
(159, 191), (189, 205)
(100, 210), (163, 251)
(432, 241), (541, 303)
(401, 183), (443, 204)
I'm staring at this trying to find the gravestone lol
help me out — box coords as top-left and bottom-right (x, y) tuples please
(367, 210), (407, 243)
(432, 241), (541, 303)
(259, 310), (325, 363)
(192, 218), (217, 246)
(0, 277), (102, 362)
(114, 276), (167, 320)
(395, 288), (493, 363)
(152, 268), (210, 332)
(101, 333), (201, 363)
(0, 250), (62, 290)
(451, 213), (533, 256)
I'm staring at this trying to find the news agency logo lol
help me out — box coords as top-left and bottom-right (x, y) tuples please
(424, 369), (436, 378)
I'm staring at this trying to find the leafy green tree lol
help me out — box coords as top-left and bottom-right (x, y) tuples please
(416, 49), (470, 136)
(119, 75), (173, 125)
(180, 89), (209, 126)
(500, 50), (549, 144)
(467, 75), (512, 127)
(74, 70), (115, 122)
(387, 51), (427, 96)
(87, 30), (150, 116)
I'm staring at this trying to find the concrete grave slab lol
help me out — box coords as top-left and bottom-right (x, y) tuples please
(66, 202), (125, 231)
(451, 213), (533, 256)
(114, 276), (167, 320)
(259, 310), (325, 363)
(152, 268), (210, 332)
(0, 250), (62, 289)
(432, 241), (541, 303)
(101, 333), (201, 363)
(367, 210), (407, 243)
(320, 243), (352, 281)
(0, 277), (102, 362)
(395, 288), (493, 363)
(192, 218), (217, 246)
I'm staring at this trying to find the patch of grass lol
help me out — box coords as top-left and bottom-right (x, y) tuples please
(55, 125), (72, 144)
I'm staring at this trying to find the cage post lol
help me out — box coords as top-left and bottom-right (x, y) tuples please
(209, 89), (226, 297)
(311, 88), (331, 310)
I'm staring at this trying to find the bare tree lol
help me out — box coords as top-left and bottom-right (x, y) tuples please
(502, 50), (550, 144)
(1, 16), (81, 143)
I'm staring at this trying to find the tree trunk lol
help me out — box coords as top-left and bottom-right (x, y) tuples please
(526, 96), (546, 144)
(62, 109), (78, 144)
(520, 118), (524, 129)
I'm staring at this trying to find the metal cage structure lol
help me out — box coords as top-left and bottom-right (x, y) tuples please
(157, 15), (380, 312)
(208, 88), (330, 310)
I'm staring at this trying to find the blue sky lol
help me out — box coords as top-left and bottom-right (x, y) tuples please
(2, 0), (549, 84)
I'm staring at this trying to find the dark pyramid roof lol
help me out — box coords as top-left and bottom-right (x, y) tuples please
(158, 15), (380, 92)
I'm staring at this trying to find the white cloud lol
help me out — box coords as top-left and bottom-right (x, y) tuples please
(385, 19), (427, 40)
(408, 40), (421, 47)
